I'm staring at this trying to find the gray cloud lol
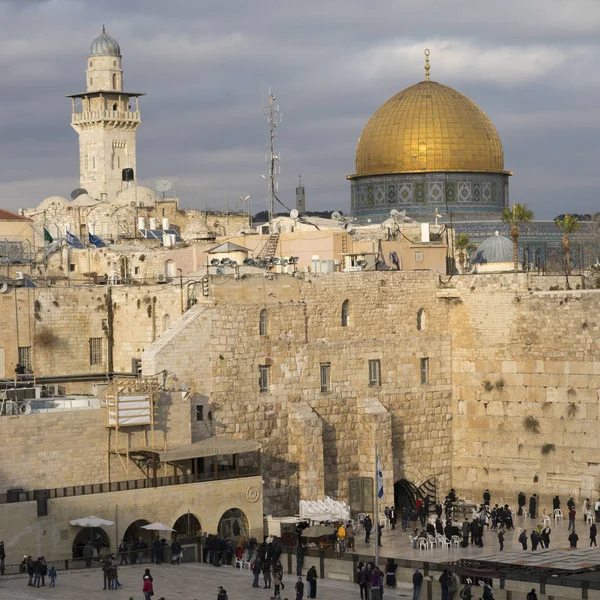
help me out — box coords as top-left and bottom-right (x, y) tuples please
(0, 0), (599, 218)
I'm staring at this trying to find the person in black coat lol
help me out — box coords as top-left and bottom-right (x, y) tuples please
(518, 492), (526, 516)
(529, 494), (537, 519)
(590, 524), (597, 548)
(569, 531), (579, 548)
(483, 490), (491, 506)
(306, 565), (318, 599)
(553, 496), (560, 511)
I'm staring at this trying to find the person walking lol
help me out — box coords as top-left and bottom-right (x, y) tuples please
(172, 537), (182, 565)
(0, 541), (5, 576)
(273, 564), (282, 598)
(217, 585), (228, 600)
(346, 522), (355, 551)
(439, 569), (450, 600)
(364, 515), (373, 543)
(498, 528), (505, 551)
(590, 523), (597, 548)
(541, 526), (551, 549)
(531, 529), (540, 551)
(32, 558), (42, 588)
(252, 556), (262, 588)
(448, 573), (458, 600)
(569, 530), (579, 549)
(526, 589), (537, 600)
(337, 523), (346, 552)
(295, 576), (304, 600)
(519, 529), (528, 550)
(385, 558), (397, 588)
(459, 579), (473, 600)
(143, 575), (154, 600)
(26, 557), (34, 586)
(358, 566), (369, 600)
(118, 540), (129, 565)
(568, 508), (577, 531)
(48, 565), (57, 588)
(413, 569), (423, 600)
(307, 565), (318, 599)
(83, 541), (94, 568)
(263, 557), (272, 589)
(389, 506), (397, 530)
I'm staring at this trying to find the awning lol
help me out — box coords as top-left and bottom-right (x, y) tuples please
(159, 438), (261, 462)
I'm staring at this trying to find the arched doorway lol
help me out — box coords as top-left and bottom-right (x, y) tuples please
(173, 513), (202, 538)
(165, 260), (175, 278)
(72, 527), (111, 558)
(123, 519), (152, 545)
(218, 508), (248, 539)
(162, 314), (171, 333)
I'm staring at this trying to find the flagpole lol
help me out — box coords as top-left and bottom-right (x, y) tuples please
(375, 444), (379, 567)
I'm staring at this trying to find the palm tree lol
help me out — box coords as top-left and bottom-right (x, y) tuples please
(555, 214), (580, 286)
(501, 203), (534, 271)
(455, 233), (475, 273)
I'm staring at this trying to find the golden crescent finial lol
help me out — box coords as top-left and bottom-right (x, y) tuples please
(424, 48), (431, 81)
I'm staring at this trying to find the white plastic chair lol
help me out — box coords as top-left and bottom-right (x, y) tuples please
(451, 535), (460, 548)
(554, 509), (564, 523)
(418, 537), (428, 551)
(427, 535), (437, 549)
(438, 536), (451, 550)
(543, 515), (551, 527)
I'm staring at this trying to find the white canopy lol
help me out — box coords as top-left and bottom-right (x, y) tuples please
(158, 437), (261, 462)
(69, 516), (115, 528)
(142, 521), (176, 532)
(299, 496), (351, 522)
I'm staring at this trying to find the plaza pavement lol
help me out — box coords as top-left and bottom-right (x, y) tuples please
(0, 513), (591, 600)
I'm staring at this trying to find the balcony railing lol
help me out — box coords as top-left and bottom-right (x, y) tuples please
(71, 110), (141, 123)
(0, 465), (259, 506)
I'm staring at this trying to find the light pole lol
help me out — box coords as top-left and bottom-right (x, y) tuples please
(177, 268), (184, 315)
(238, 195), (251, 227)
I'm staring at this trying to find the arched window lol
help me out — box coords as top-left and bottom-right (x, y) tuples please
(341, 299), (349, 327)
(162, 314), (171, 333)
(417, 308), (425, 331)
(89, 77), (93, 87)
(112, 103), (117, 111)
(112, 73), (117, 89)
(259, 309), (268, 336)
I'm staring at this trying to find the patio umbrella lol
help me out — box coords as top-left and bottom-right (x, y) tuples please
(301, 525), (336, 538)
(141, 522), (176, 532)
(69, 516), (115, 528)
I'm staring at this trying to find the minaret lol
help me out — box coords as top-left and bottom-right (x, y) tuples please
(68, 27), (144, 201)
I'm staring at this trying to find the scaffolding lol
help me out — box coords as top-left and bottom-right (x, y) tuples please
(105, 376), (161, 483)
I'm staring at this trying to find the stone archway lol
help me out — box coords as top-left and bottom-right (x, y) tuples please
(218, 508), (248, 539)
(72, 527), (111, 558)
(173, 513), (202, 537)
(123, 518), (152, 545)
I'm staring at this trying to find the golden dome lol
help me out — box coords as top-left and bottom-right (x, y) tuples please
(352, 80), (506, 177)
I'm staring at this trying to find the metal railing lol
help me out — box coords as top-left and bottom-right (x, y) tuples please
(0, 466), (259, 505)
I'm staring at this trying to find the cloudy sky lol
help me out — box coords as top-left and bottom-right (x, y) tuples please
(1, 0), (599, 218)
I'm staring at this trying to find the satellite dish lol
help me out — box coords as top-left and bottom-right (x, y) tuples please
(331, 211), (342, 220)
(0, 282), (11, 294)
(290, 209), (299, 219)
(390, 209), (399, 217)
(71, 188), (88, 200)
(20, 402), (32, 416)
(155, 180), (172, 193)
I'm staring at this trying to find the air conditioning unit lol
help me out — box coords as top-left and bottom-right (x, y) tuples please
(156, 274), (167, 283)
(46, 384), (66, 397)
(15, 272), (25, 280)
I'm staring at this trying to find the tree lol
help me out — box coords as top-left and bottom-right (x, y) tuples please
(555, 214), (580, 288)
(455, 233), (475, 273)
(501, 203), (534, 271)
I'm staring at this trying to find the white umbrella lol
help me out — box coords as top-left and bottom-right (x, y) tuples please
(141, 521), (175, 532)
(69, 516), (115, 528)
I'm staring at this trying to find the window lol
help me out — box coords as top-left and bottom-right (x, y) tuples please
(69, 264), (76, 272)
(341, 299), (349, 327)
(368, 359), (381, 387)
(415, 251), (424, 262)
(196, 405), (204, 421)
(134, 266), (140, 275)
(112, 73), (117, 89)
(420, 357), (430, 384)
(259, 309), (268, 336)
(89, 77), (93, 86)
(259, 365), (270, 392)
(162, 314), (171, 332)
(89, 61), (92, 67)
(89, 337), (103, 366)
(18, 346), (31, 372)
(417, 309), (425, 331)
(320, 363), (331, 393)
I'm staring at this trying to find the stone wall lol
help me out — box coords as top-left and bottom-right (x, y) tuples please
(449, 275), (600, 511)
(0, 475), (263, 560)
(143, 271), (454, 514)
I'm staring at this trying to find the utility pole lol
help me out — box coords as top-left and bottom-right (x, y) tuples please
(263, 87), (282, 226)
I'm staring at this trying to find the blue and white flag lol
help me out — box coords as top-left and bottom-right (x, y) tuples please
(376, 448), (384, 499)
(66, 230), (85, 249)
(88, 232), (107, 248)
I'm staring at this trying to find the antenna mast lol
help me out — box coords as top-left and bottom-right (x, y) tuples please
(263, 87), (282, 225)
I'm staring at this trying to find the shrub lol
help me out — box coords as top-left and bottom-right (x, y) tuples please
(523, 415), (540, 433)
(495, 379), (505, 390)
(567, 402), (578, 417)
(483, 380), (494, 392)
(541, 443), (556, 455)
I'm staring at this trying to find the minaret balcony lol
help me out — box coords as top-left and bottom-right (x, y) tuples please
(71, 110), (141, 124)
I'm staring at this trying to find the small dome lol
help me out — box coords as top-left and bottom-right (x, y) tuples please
(475, 231), (513, 264)
(90, 27), (121, 57)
